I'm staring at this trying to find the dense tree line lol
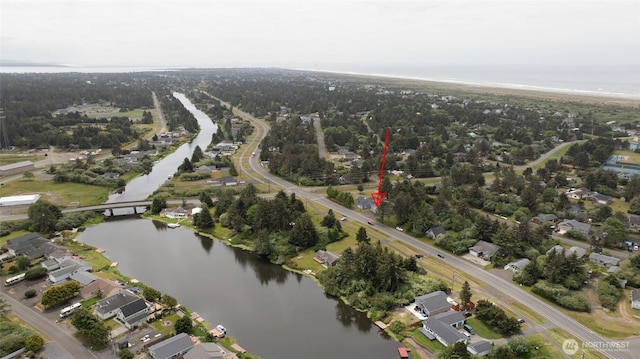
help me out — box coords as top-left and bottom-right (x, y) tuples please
(317, 242), (435, 312)
(260, 116), (336, 185)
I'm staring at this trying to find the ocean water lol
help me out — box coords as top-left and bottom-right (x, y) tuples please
(312, 64), (640, 100)
(2, 64), (638, 99)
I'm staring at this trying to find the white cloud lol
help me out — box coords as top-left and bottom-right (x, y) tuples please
(2, 0), (639, 67)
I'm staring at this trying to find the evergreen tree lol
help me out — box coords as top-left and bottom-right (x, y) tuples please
(150, 197), (167, 215)
(356, 226), (370, 244)
(199, 192), (214, 207)
(289, 213), (318, 248)
(460, 280), (472, 307)
(179, 157), (194, 172)
(191, 145), (204, 163)
(229, 161), (238, 176)
(197, 204), (214, 229)
(254, 230), (272, 258)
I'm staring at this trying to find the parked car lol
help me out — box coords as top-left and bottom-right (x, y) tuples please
(460, 330), (471, 339)
(395, 226), (403, 232)
(462, 311), (472, 317)
(367, 220), (374, 226)
(463, 324), (475, 335)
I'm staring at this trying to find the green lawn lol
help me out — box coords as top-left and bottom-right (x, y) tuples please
(526, 333), (567, 359)
(152, 313), (180, 337)
(464, 317), (502, 339)
(80, 296), (100, 308)
(0, 178), (110, 207)
(409, 327), (444, 353)
(61, 240), (112, 270)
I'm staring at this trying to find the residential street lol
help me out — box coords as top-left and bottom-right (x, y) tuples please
(0, 290), (101, 359)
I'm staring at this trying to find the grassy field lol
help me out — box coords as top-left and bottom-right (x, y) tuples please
(464, 317), (502, 339)
(0, 154), (42, 166)
(61, 239), (113, 270)
(526, 333), (568, 358)
(547, 328), (607, 359)
(85, 108), (145, 120)
(567, 311), (640, 339)
(0, 178), (110, 207)
(613, 150), (640, 165)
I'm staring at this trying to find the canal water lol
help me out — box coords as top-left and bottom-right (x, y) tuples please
(78, 94), (400, 358)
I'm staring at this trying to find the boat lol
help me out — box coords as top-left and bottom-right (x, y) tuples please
(216, 324), (227, 335)
(211, 324), (227, 338)
(167, 223), (180, 229)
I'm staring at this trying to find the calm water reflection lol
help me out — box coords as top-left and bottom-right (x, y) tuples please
(78, 218), (399, 359)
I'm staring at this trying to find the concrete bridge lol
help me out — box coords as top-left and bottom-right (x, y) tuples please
(62, 199), (201, 216)
(0, 199), (201, 221)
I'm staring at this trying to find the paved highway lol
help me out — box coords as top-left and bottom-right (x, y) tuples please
(0, 292), (99, 359)
(226, 101), (632, 359)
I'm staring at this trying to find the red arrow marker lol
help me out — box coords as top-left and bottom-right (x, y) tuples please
(371, 128), (390, 206)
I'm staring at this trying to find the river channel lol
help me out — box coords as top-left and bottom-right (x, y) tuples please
(77, 93), (400, 359)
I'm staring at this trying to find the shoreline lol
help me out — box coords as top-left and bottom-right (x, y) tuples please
(292, 67), (640, 105)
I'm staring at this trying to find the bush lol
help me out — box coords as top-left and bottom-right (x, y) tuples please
(24, 267), (48, 280)
(25, 289), (37, 298)
(532, 281), (590, 312)
(24, 334), (44, 352)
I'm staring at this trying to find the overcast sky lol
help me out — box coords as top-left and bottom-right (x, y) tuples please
(1, 0), (639, 69)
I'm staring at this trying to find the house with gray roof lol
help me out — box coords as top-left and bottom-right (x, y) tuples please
(628, 214), (640, 230)
(468, 240), (501, 261)
(116, 297), (149, 329)
(415, 291), (451, 317)
(631, 289), (640, 310)
(69, 271), (98, 286)
(532, 213), (558, 225)
(95, 290), (141, 320)
(421, 311), (468, 347)
(557, 219), (591, 236)
(355, 196), (375, 210)
(149, 332), (195, 359)
(6, 232), (57, 259)
(48, 258), (92, 284)
(586, 192), (612, 205)
(467, 340), (493, 356)
(546, 245), (586, 259)
(426, 226), (445, 239)
(567, 204), (587, 220)
(314, 250), (340, 267)
(589, 253), (620, 268)
(183, 343), (225, 359)
(504, 258), (530, 272)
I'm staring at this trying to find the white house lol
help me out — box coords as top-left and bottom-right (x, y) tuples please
(48, 258), (92, 284)
(631, 289), (640, 310)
